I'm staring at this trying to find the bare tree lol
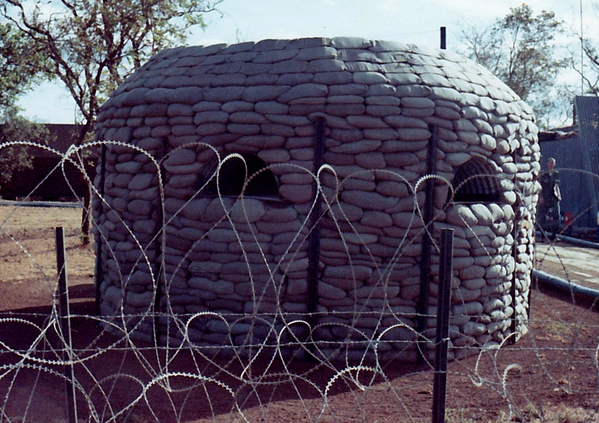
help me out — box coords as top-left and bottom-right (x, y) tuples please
(571, 36), (599, 97)
(460, 4), (569, 127)
(0, 22), (50, 191)
(1, 0), (221, 241)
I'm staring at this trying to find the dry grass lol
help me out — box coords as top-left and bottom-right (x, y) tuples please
(0, 204), (94, 311)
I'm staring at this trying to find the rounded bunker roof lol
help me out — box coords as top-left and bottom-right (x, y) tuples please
(96, 36), (534, 146)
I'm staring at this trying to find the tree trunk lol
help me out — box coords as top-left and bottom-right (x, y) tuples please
(72, 123), (93, 245)
(81, 179), (92, 244)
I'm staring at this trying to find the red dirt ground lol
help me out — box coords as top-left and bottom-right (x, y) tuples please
(1, 206), (598, 423)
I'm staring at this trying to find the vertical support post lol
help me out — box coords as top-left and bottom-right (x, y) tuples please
(153, 137), (169, 345)
(307, 116), (326, 339)
(510, 215), (519, 342)
(432, 228), (453, 423)
(440, 27), (447, 50)
(94, 144), (107, 314)
(56, 227), (76, 423)
(510, 147), (520, 343)
(417, 125), (438, 362)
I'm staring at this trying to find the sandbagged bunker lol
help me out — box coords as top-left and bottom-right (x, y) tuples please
(93, 37), (540, 362)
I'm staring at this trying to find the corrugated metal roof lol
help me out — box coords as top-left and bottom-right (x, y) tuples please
(537, 97), (599, 228)
(540, 134), (595, 227)
(575, 96), (599, 172)
(574, 96), (599, 221)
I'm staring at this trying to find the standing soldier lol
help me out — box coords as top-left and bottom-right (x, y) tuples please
(538, 157), (561, 240)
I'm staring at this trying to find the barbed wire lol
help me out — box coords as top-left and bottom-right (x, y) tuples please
(0, 141), (599, 422)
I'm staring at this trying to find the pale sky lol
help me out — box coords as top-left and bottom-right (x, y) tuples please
(17, 0), (595, 124)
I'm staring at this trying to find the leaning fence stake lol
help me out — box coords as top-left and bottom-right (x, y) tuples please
(56, 227), (76, 423)
(432, 228), (453, 423)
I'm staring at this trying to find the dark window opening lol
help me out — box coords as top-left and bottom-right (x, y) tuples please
(453, 157), (502, 203)
(201, 153), (279, 198)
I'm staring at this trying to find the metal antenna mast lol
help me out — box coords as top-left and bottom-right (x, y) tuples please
(581, 0), (584, 95)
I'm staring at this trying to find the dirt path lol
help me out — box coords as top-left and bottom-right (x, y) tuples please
(536, 240), (599, 289)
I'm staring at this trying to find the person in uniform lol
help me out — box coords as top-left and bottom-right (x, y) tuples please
(538, 157), (561, 240)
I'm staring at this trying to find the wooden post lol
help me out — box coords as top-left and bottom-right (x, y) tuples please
(432, 228), (453, 423)
(56, 227), (76, 423)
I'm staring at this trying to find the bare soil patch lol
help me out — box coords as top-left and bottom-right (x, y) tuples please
(0, 205), (95, 311)
(1, 206), (598, 423)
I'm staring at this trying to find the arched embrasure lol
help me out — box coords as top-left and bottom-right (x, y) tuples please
(453, 157), (502, 203)
(201, 153), (279, 198)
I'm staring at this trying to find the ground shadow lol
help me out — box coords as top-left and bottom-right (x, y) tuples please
(0, 301), (431, 422)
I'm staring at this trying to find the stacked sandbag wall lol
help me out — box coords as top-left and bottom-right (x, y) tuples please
(93, 37), (539, 362)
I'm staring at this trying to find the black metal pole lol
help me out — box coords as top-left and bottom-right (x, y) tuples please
(440, 27), (447, 50)
(56, 227), (76, 423)
(94, 144), (107, 315)
(417, 125), (438, 363)
(432, 228), (453, 423)
(307, 116), (326, 342)
(153, 137), (169, 345)
(510, 214), (519, 342)
(510, 147), (520, 343)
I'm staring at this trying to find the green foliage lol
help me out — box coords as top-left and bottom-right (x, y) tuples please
(1, 0), (220, 235)
(1, 0), (221, 143)
(460, 4), (568, 127)
(0, 22), (50, 191)
(0, 22), (49, 110)
(0, 105), (50, 189)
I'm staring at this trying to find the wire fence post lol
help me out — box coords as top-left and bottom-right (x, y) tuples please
(56, 227), (76, 423)
(417, 125), (438, 363)
(432, 228), (453, 423)
(307, 115), (325, 355)
(94, 143), (107, 315)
